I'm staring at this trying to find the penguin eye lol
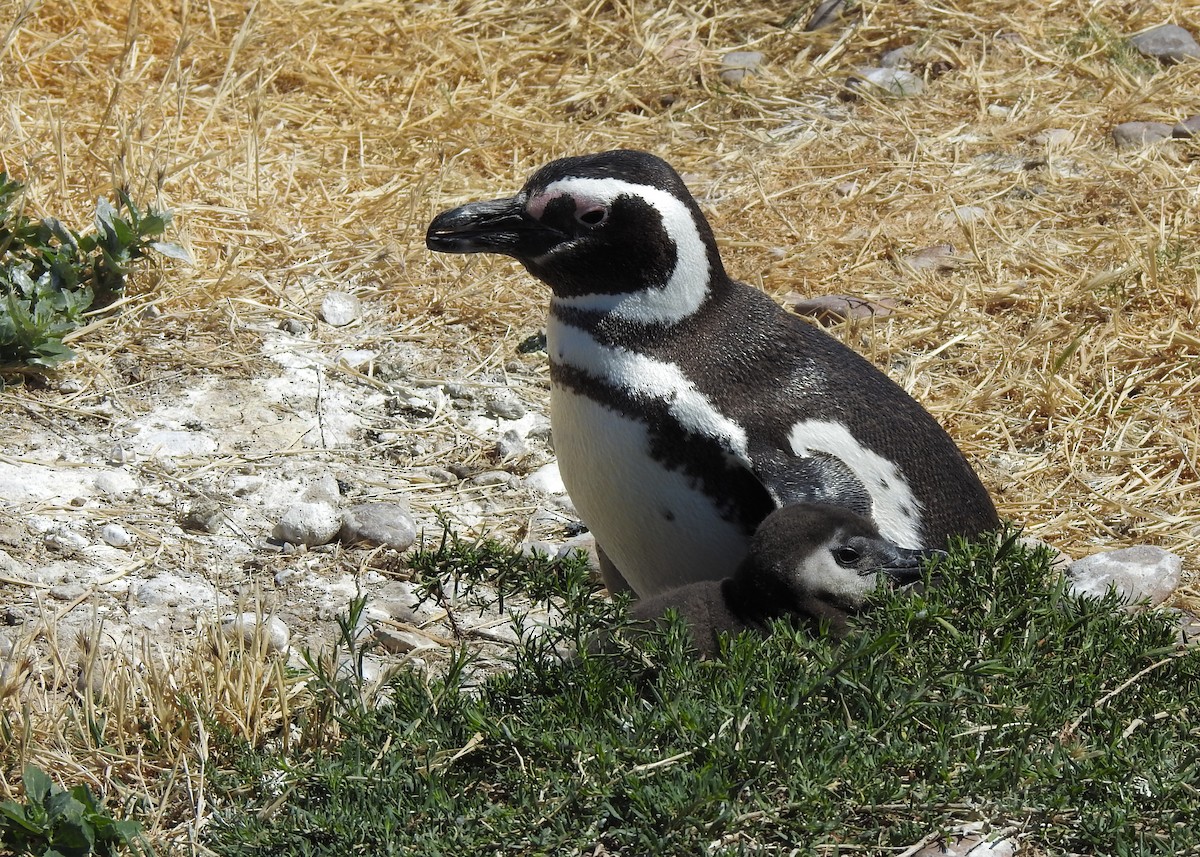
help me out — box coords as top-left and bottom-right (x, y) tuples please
(576, 206), (608, 227)
(833, 547), (861, 567)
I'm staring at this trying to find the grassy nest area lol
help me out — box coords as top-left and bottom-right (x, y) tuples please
(2, 0), (1199, 853)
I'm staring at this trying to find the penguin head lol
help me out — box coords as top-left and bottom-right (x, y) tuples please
(427, 150), (727, 321)
(735, 504), (942, 626)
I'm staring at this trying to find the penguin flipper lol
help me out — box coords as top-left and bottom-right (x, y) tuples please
(749, 446), (873, 517)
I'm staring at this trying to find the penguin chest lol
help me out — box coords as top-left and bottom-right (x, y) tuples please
(550, 384), (752, 598)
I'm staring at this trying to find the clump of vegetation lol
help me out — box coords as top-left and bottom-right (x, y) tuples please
(0, 174), (188, 368)
(0, 764), (153, 857)
(201, 531), (1200, 855)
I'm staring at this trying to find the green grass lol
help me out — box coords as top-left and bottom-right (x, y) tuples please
(201, 532), (1200, 856)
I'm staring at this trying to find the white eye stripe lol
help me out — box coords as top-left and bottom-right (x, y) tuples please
(540, 177), (711, 326)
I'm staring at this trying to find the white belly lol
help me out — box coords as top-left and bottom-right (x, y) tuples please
(551, 384), (750, 597)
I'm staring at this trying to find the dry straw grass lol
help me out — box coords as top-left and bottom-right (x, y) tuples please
(2, 0), (1199, 846)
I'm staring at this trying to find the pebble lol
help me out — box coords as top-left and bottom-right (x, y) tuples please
(521, 540), (559, 560)
(93, 470), (138, 499)
(1032, 128), (1074, 148)
(338, 349), (376, 370)
(559, 532), (601, 577)
(222, 613), (290, 653)
(495, 428), (528, 460)
(525, 461), (567, 496)
(49, 583), (87, 601)
(940, 205), (987, 226)
(880, 45), (913, 68)
(134, 573), (217, 607)
(1066, 546), (1181, 612)
(1112, 121), (1174, 149)
(484, 390), (526, 420)
(1129, 23), (1200, 64)
(339, 502), (418, 551)
(300, 473), (342, 505)
(99, 523), (133, 548)
(470, 470), (517, 488)
(44, 528), (89, 553)
(659, 38), (702, 68)
(803, 0), (844, 31)
(337, 653), (383, 684)
(784, 294), (898, 325)
(444, 382), (475, 401)
(0, 549), (29, 577)
(319, 292), (362, 327)
(374, 581), (442, 625)
(273, 501), (342, 546)
(279, 317), (309, 336)
(182, 499), (223, 534)
(1173, 115), (1200, 138)
(371, 626), (436, 655)
(902, 244), (960, 273)
(846, 67), (925, 98)
(719, 51), (763, 85)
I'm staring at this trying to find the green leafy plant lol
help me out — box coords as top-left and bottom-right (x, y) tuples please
(0, 173), (189, 368)
(203, 529), (1200, 855)
(0, 764), (153, 857)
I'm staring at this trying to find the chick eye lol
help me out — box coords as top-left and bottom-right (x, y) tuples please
(833, 547), (861, 567)
(576, 206), (607, 227)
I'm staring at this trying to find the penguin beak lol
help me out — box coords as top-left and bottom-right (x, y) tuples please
(426, 196), (563, 258)
(877, 546), (946, 587)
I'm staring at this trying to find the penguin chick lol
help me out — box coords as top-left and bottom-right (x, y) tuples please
(624, 503), (942, 658)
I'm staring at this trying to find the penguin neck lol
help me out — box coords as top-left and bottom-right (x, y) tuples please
(721, 567), (793, 630)
(547, 272), (733, 354)
(722, 563), (852, 636)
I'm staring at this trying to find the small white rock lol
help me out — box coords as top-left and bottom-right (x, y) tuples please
(849, 67), (925, 97)
(300, 473), (342, 505)
(372, 626), (436, 655)
(44, 528), (89, 552)
(495, 428), (528, 460)
(1067, 546), (1182, 611)
(939, 205), (987, 227)
(223, 613), (290, 653)
(273, 502), (342, 546)
(134, 572), (217, 607)
(1032, 127), (1074, 149)
(719, 50), (764, 85)
(340, 502), (418, 551)
(320, 292), (362, 327)
(525, 461), (567, 496)
(93, 470), (138, 498)
(99, 523), (133, 548)
(484, 389), (526, 420)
